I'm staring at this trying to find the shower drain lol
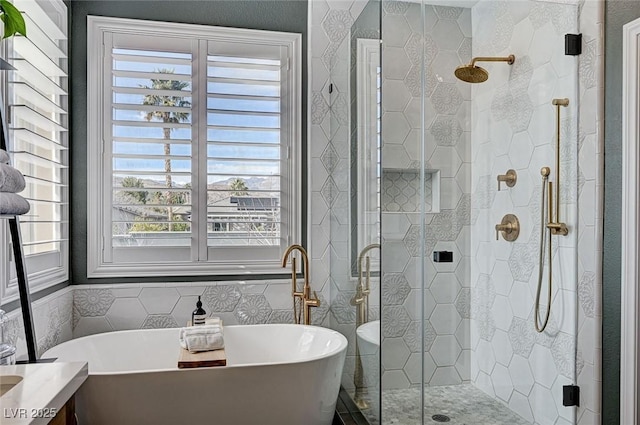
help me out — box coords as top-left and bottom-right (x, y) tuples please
(431, 414), (451, 422)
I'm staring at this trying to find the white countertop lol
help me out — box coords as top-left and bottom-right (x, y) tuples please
(0, 362), (88, 425)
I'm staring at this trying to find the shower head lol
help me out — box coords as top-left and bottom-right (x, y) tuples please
(454, 55), (516, 83)
(454, 64), (489, 83)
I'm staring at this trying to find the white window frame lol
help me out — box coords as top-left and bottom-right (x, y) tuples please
(0, 0), (69, 305)
(87, 16), (301, 278)
(622, 16), (640, 425)
(355, 38), (381, 274)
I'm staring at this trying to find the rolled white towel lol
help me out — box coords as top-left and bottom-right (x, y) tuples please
(179, 325), (224, 353)
(0, 163), (26, 193)
(0, 149), (9, 164)
(0, 193), (30, 215)
(203, 317), (222, 327)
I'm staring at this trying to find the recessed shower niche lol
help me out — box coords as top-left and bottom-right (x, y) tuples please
(381, 169), (440, 213)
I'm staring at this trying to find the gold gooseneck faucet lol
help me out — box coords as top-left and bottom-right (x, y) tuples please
(535, 98), (570, 333)
(282, 244), (320, 325)
(351, 243), (380, 410)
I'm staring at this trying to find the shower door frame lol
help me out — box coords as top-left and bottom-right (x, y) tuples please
(621, 16), (640, 425)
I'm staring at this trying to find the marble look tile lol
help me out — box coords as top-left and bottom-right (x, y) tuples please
(74, 316), (113, 338)
(139, 287), (179, 315)
(382, 305), (411, 338)
(234, 294), (273, 325)
(508, 317), (536, 358)
(75, 289), (115, 317)
(322, 9), (353, 43)
(382, 0), (409, 15)
(106, 298), (147, 330)
(201, 284), (242, 313)
(380, 384), (530, 425)
(382, 273), (411, 305)
(403, 320), (437, 353)
(141, 314), (178, 329)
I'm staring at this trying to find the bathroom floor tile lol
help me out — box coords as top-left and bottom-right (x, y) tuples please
(337, 387), (373, 425)
(355, 383), (531, 425)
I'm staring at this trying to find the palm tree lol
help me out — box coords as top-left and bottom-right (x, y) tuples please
(141, 69), (191, 230)
(121, 176), (148, 204)
(229, 178), (249, 197)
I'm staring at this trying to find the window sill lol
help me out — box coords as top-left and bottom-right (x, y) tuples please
(87, 260), (291, 279)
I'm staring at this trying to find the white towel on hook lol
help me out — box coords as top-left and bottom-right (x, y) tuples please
(0, 163), (25, 193)
(179, 325), (224, 353)
(0, 192), (30, 215)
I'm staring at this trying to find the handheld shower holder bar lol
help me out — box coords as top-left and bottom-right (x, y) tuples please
(545, 98), (570, 237)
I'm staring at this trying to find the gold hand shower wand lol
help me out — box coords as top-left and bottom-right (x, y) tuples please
(535, 98), (570, 333)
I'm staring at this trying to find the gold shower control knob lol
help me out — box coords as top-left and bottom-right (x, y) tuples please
(495, 214), (520, 242)
(497, 169), (517, 190)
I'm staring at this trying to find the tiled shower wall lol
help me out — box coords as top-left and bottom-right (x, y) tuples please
(469, 1), (602, 424)
(470, 1), (580, 424)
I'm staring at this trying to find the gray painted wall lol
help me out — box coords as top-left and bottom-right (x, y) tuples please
(69, 0), (308, 284)
(603, 1), (640, 423)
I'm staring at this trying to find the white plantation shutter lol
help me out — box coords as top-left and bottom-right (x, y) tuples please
(1, 0), (68, 301)
(105, 33), (194, 264)
(204, 41), (291, 263)
(88, 17), (300, 277)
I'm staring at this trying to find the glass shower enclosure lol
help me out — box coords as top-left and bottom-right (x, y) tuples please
(327, 0), (580, 424)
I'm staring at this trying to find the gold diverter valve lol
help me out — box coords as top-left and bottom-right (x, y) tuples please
(495, 214), (520, 242)
(282, 244), (320, 325)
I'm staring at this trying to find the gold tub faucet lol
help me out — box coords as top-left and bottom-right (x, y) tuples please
(282, 244), (320, 325)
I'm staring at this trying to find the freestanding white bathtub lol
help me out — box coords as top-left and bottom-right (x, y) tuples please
(356, 320), (380, 388)
(43, 324), (347, 425)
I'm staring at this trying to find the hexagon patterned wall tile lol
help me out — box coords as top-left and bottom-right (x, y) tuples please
(75, 289), (115, 317)
(234, 294), (273, 325)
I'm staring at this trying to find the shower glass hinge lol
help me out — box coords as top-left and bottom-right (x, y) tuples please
(562, 385), (580, 406)
(565, 34), (582, 55)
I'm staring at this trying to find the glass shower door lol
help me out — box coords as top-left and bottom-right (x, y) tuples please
(379, 1), (581, 424)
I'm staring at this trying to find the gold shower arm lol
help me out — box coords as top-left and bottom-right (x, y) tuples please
(470, 55), (515, 67)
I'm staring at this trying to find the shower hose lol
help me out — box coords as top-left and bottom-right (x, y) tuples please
(535, 171), (552, 333)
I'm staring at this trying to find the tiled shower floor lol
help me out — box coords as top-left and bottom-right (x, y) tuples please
(358, 384), (531, 425)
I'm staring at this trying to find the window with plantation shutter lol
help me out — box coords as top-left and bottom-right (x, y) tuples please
(87, 17), (301, 277)
(0, 0), (68, 303)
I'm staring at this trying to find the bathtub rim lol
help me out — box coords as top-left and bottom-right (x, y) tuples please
(42, 323), (348, 376)
(356, 319), (380, 347)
